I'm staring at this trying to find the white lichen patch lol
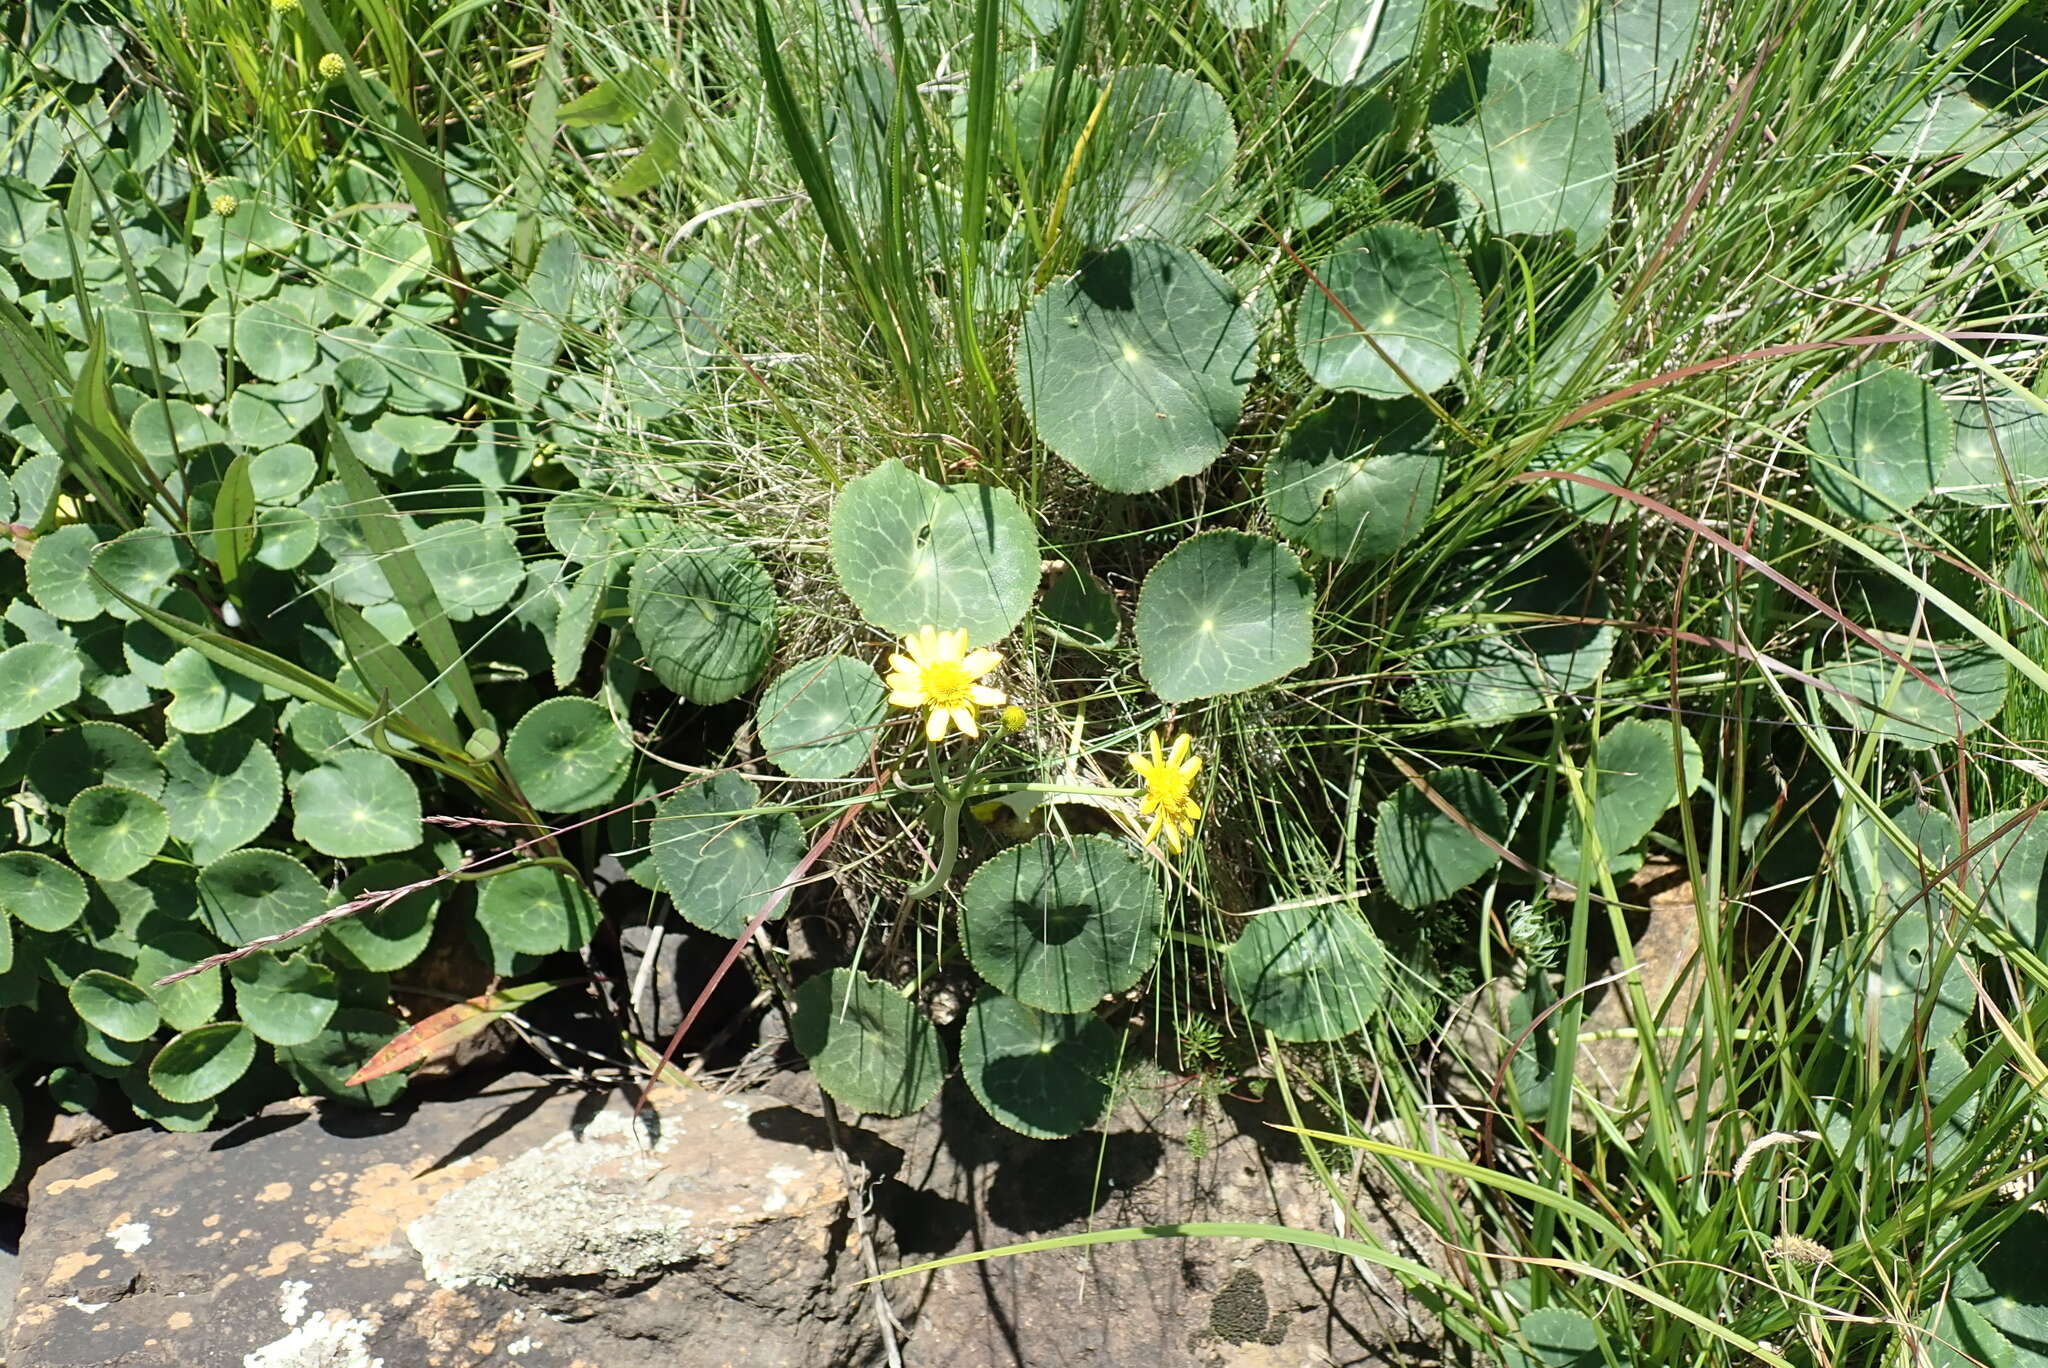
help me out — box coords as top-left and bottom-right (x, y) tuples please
(244, 1310), (383, 1368)
(108, 1222), (152, 1254)
(279, 1279), (311, 1326)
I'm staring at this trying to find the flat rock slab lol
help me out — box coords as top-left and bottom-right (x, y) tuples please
(7, 1077), (868, 1368)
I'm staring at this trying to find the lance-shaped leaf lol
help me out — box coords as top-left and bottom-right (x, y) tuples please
(345, 980), (573, 1086)
(1016, 240), (1258, 493)
(1266, 395), (1441, 561)
(1807, 364), (1953, 522)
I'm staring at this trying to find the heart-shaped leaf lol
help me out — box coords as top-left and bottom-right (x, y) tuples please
(1373, 767), (1508, 909)
(160, 725), (283, 863)
(960, 992), (1118, 1139)
(150, 1022), (257, 1103)
(1135, 531), (1314, 703)
(1047, 66), (1239, 246)
(1428, 43), (1618, 246)
(755, 656), (886, 780)
(506, 696), (632, 813)
(651, 772), (804, 938)
(290, 748), (422, 858)
(829, 459), (1039, 644)
(411, 518), (524, 620)
(1295, 223), (1479, 398)
(89, 529), (188, 621)
(1017, 240), (1258, 492)
(1807, 364), (1953, 522)
(1225, 904), (1386, 1041)
(1266, 395), (1441, 561)
(960, 834), (1164, 1013)
(790, 968), (946, 1118)
(63, 784), (169, 880)
(629, 524), (776, 704)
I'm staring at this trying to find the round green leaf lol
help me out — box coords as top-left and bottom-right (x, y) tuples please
(1225, 904), (1386, 1042)
(1266, 395), (1441, 561)
(150, 1023), (256, 1103)
(254, 505), (319, 569)
(69, 969), (161, 1042)
(227, 952), (339, 1046)
(322, 858), (441, 973)
(160, 726), (283, 862)
(1135, 531), (1314, 703)
(1016, 240), (1258, 492)
(1296, 223), (1478, 398)
(790, 968), (946, 1118)
(289, 749), (423, 857)
(475, 862), (600, 956)
(333, 354), (391, 415)
(1038, 565), (1120, 649)
(1940, 395), (2048, 506)
(277, 1007), (407, 1107)
(1282, 0), (1425, 85)
(225, 378), (322, 449)
(828, 459), (1039, 645)
(650, 772), (804, 938)
(543, 489), (625, 562)
(133, 930), (224, 1034)
(960, 993), (1118, 1139)
(364, 321), (466, 413)
(1413, 534), (1615, 724)
(0, 640), (83, 727)
(233, 297), (316, 381)
(119, 1070), (218, 1132)
(1057, 66), (1238, 246)
(1508, 1307), (1602, 1368)
(960, 834), (1164, 1013)
(248, 443), (316, 503)
(412, 518), (524, 620)
(130, 399), (227, 464)
(1372, 767), (1508, 910)
(163, 646), (262, 733)
(628, 525), (776, 704)
(506, 696), (632, 813)
(88, 528), (187, 621)
(1533, 0), (1704, 133)
(1547, 719), (1704, 879)
(63, 785), (169, 880)
(1820, 912), (1973, 1055)
(28, 523), (112, 622)
(755, 656), (886, 780)
(1427, 43), (1619, 246)
(1807, 364), (1953, 521)
(1818, 640), (2007, 751)
(195, 848), (328, 950)
(0, 850), (87, 930)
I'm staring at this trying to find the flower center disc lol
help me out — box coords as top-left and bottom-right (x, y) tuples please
(919, 661), (972, 707)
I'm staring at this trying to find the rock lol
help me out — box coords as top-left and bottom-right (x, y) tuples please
(1578, 859), (1707, 1109)
(778, 1070), (1447, 1367)
(7, 1075), (872, 1368)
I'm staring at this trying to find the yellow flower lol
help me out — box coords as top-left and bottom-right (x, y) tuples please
(318, 52), (345, 79)
(1001, 704), (1028, 734)
(272, 0), (300, 12)
(1128, 730), (1203, 854)
(885, 627), (1005, 743)
(210, 192), (239, 217)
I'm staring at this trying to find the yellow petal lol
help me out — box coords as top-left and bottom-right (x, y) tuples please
(1182, 755), (1204, 781)
(1127, 752), (1149, 777)
(1184, 798), (1203, 820)
(1138, 793), (1159, 816)
(954, 706), (980, 738)
(1144, 811), (1165, 845)
(888, 688), (928, 708)
(1150, 731), (1165, 766)
(1169, 733), (1192, 765)
(969, 685), (1006, 707)
(915, 626), (940, 661)
(924, 706), (951, 742)
(888, 653), (919, 676)
(945, 629), (970, 660)
(961, 648), (1002, 677)
(1164, 822), (1184, 854)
